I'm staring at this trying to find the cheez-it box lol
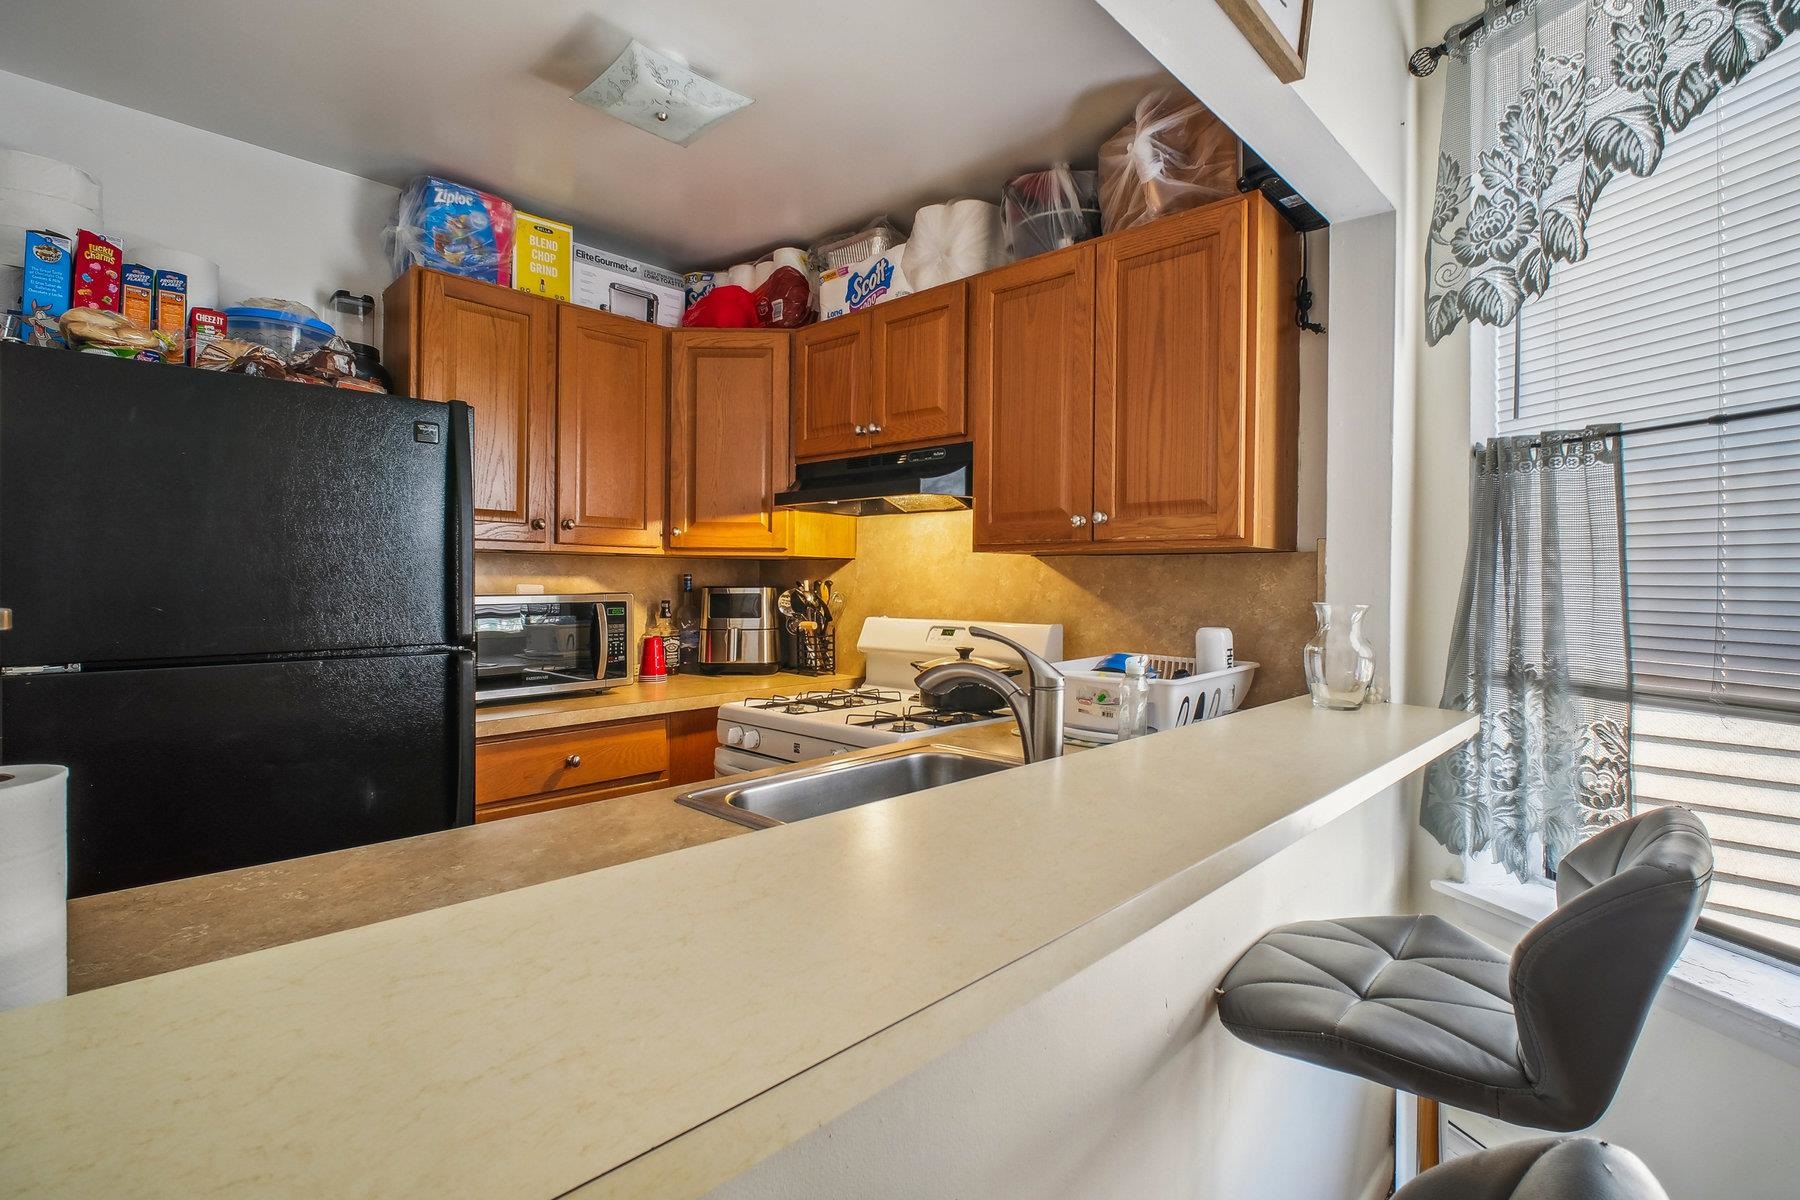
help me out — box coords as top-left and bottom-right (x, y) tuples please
(71, 230), (124, 312)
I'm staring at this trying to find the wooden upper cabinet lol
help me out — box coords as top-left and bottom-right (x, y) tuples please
(1093, 195), (1297, 550)
(969, 245), (1097, 550)
(869, 283), (967, 450)
(668, 331), (792, 553)
(554, 307), (667, 551)
(792, 313), (871, 461)
(390, 271), (555, 546)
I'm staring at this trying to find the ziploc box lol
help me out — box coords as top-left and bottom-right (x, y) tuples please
(389, 175), (515, 286)
(572, 243), (686, 328)
(512, 212), (573, 301)
(21, 230), (73, 317)
(818, 243), (911, 320)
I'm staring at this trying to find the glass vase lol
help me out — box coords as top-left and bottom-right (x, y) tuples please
(1304, 602), (1375, 710)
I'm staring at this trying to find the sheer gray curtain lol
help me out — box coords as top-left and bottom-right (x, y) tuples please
(1421, 430), (1633, 879)
(1426, 0), (1799, 345)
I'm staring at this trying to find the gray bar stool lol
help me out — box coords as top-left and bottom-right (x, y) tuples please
(1215, 807), (1712, 1131)
(1398, 1138), (1668, 1200)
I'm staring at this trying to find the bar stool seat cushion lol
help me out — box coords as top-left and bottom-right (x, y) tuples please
(1395, 1138), (1669, 1200)
(1217, 914), (1530, 1110)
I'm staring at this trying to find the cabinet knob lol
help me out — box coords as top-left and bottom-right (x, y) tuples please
(1069, 514), (1088, 527)
(560, 517), (576, 530)
(530, 517), (547, 530)
(671, 527), (684, 537)
(565, 754), (581, 769)
(1093, 511), (1109, 524)
(854, 424), (867, 435)
(868, 423), (882, 434)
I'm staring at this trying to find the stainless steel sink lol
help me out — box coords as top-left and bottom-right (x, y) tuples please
(676, 744), (1015, 829)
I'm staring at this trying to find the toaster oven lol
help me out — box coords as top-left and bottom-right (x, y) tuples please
(474, 593), (632, 703)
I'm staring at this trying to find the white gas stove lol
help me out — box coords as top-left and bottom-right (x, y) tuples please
(712, 617), (1063, 775)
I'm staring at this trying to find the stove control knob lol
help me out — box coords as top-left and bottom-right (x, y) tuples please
(726, 725), (745, 746)
(742, 728), (762, 750)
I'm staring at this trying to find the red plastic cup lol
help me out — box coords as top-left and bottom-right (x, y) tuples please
(639, 634), (668, 683)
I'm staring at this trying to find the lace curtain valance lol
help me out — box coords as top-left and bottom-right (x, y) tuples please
(1425, 0), (1799, 345)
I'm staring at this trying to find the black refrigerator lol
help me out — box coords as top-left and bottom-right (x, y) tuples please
(0, 343), (476, 897)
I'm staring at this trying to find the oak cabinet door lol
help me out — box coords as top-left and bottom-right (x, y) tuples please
(412, 273), (554, 545)
(969, 246), (1096, 550)
(554, 307), (667, 551)
(870, 283), (967, 450)
(668, 331), (792, 553)
(1093, 198), (1253, 546)
(793, 314), (872, 461)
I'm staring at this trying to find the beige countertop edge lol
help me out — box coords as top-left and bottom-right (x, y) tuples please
(569, 709), (1479, 1199)
(475, 672), (860, 737)
(0, 700), (1475, 1200)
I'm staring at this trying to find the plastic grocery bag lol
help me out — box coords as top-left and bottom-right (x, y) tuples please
(1099, 88), (1241, 234)
(1001, 164), (1100, 261)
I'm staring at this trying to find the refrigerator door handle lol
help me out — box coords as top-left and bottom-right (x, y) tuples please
(447, 401), (476, 645)
(452, 647), (477, 827)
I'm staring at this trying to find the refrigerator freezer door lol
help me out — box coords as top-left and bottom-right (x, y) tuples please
(0, 345), (473, 667)
(2, 650), (475, 897)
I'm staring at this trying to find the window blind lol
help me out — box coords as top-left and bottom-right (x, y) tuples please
(1488, 37), (1800, 955)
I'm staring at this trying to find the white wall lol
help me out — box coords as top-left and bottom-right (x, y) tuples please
(0, 69), (396, 325)
(707, 788), (1414, 1200)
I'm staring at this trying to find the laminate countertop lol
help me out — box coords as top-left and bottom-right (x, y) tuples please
(4, 699), (1475, 1200)
(476, 671), (860, 739)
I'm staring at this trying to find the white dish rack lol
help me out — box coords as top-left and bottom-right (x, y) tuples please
(1056, 653), (1258, 740)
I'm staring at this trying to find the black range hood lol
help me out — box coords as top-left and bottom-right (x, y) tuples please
(776, 441), (972, 516)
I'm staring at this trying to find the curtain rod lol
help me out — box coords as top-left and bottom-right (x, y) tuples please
(1409, 0), (1524, 77)
(1508, 398), (1800, 450)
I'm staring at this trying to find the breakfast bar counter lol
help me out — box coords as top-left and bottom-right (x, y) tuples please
(3, 699), (1475, 1200)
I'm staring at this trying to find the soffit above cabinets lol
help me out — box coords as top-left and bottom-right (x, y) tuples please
(0, 0), (1169, 267)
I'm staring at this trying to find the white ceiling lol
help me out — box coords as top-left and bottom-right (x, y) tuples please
(0, 0), (1172, 269)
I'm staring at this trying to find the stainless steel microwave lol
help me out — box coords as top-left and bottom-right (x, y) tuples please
(473, 593), (633, 703)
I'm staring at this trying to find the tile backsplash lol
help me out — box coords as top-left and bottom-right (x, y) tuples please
(765, 510), (1320, 707)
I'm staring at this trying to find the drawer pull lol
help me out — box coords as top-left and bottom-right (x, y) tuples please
(565, 754), (581, 768)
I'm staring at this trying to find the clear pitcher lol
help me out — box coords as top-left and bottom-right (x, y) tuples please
(1303, 602), (1375, 710)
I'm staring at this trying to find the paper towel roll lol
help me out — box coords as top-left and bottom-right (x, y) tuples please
(907, 199), (1003, 291)
(1, 263), (20, 310)
(726, 262), (756, 291)
(750, 259), (778, 289)
(0, 148), (101, 212)
(0, 223), (26, 268)
(770, 246), (807, 274)
(0, 765), (68, 1012)
(0, 192), (99, 241)
(124, 243), (221, 310)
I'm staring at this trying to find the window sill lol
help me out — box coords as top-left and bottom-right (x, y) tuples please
(1432, 878), (1800, 1069)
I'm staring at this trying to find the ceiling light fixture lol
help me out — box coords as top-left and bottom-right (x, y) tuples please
(572, 39), (751, 146)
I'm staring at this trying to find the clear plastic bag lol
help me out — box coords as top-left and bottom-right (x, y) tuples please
(808, 217), (905, 275)
(1098, 88), (1241, 234)
(1001, 164), (1100, 261)
(383, 175), (515, 285)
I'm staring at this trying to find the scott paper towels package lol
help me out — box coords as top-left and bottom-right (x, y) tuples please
(818, 243), (911, 321)
(907, 199), (1004, 291)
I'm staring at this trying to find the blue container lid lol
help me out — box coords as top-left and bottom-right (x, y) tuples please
(223, 306), (337, 338)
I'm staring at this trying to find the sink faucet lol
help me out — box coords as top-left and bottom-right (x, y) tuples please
(916, 626), (1065, 763)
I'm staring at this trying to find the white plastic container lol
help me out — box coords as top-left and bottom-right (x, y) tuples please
(1058, 652), (1257, 739)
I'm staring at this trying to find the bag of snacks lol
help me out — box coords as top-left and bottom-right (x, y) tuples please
(1098, 88), (1241, 234)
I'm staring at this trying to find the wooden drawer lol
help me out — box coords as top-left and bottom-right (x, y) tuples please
(476, 718), (669, 808)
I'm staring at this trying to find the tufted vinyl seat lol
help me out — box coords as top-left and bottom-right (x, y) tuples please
(1395, 1138), (1669, 1200)
(1216, 807), (1712, 1131)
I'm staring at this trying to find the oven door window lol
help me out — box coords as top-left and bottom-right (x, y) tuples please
(475, 601), (599, 689)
